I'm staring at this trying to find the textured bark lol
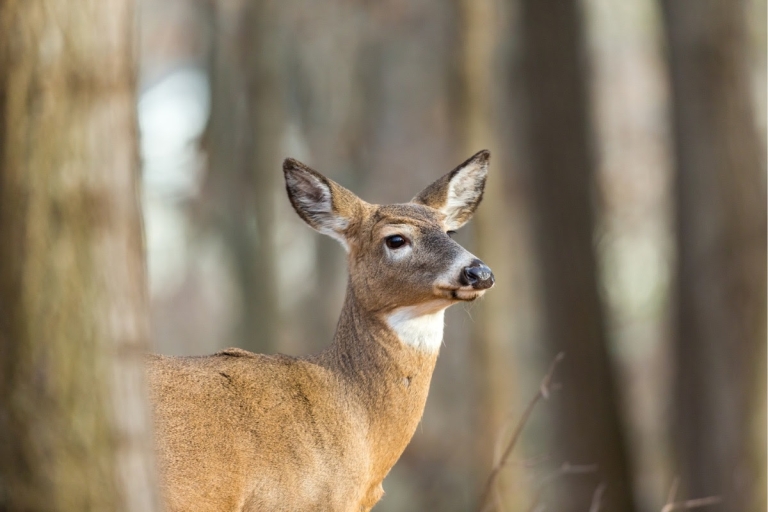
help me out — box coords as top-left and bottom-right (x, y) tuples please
(0, 2), (159, 511)
(514, 1), (636, 510)
(662, 2), (767, 510)
(202, 0), (284, 353)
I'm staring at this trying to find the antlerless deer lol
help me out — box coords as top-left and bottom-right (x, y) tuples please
(147, 151), (495, 511)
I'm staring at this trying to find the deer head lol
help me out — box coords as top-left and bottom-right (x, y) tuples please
(283, 150), (494, 351)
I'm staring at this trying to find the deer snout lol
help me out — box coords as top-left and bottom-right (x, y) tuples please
(460, 259), (495, 290)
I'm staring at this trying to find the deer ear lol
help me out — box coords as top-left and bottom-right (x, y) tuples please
(412, 150), (489, 230)
(283, 158), (362, 251)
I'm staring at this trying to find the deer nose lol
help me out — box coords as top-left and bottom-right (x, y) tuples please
(461, 260), (495, 290)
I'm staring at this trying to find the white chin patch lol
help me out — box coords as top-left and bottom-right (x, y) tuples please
(384, 302), (450, 352)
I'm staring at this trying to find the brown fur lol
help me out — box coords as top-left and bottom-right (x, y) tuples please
(147, 151), (491, 511)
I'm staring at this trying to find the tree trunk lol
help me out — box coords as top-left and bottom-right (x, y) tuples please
(662, 1), (767, 510)
(202, 0), (284, 354)
(514, 1), (636, 510)
(0, 2), (159, 511)
(456, 0), (527, 508)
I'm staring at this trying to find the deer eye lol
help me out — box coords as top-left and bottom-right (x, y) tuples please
(447, 230), (457, 238)
(385, 235), (408, 249)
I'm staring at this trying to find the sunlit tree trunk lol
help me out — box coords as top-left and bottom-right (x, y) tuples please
(662, 1), (767, 510)
(514, 1), (636, 510)
(456, 0), (527, 509)
(202, 0), (284, 353)
(0, 2), (160, 511)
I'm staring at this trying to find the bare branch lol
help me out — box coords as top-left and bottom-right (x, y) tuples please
(549, 462), (599, 478)
(665, 477), (680, 507)
(661, 478), (721, 512)
(476, 352), (565, 512)
(492, 417), (516, 466)
(589, 482), (607, 512)
(660, 496), (722, 512)
(526, 463), (599, 512)
(522, 453), (552, 469)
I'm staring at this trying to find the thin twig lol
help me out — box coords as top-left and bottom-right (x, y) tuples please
(522, 453), (552, 469)
(660, 496), (722, 512)
(661, 478), (721, 512)
(526, 462), (599, 512)
(541, 462), (599, 483)
(476, 352), (565, 512)
(492, 417), (516, 466)
(589, 482), (607, 512)
(665, 477), (680, 507)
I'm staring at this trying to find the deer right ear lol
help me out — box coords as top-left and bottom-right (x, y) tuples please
(412, 150), (489, 231)
(283, 158), (362, 251)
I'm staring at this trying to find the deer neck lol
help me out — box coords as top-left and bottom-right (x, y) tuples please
(319, 285), (446, 479)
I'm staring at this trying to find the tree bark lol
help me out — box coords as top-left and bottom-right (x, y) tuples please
(0, 2), (159, 511)
(662, 2), (767, 510)
(514, 1), (636, 510)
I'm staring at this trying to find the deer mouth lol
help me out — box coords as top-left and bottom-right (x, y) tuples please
(435, 286), (487, 302)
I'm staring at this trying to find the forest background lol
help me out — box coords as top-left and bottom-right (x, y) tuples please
(0, 1), (765, 511)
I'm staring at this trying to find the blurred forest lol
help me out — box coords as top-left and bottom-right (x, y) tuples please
(0, 0), (765, 511)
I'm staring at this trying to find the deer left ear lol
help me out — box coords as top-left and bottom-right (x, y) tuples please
(412, 150), (489, 231)
(283, 158), (364, 251)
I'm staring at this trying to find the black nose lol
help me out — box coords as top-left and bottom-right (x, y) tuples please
(460, 260), (495, 290)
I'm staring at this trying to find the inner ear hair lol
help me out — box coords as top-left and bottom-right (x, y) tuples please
(283, 158), (335, 230)
(283, 158), (367, 250)
(411, 150), (489, 228)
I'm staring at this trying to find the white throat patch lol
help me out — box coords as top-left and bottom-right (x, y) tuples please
(385, 304), (448, 352)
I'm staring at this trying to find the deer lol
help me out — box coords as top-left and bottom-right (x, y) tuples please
(146, 150), (495, 512)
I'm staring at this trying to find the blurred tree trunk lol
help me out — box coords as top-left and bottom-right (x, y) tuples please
(456, 0), (526, 509)
(281, 8), (370, 353)
(202, 0), (284, 353)
(0, 3), (159, 511)
(661, 1), (767, 510)
(514, 1), (636, 510)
